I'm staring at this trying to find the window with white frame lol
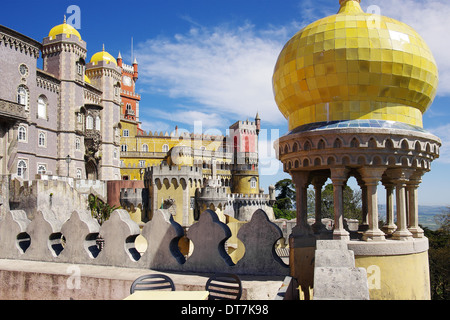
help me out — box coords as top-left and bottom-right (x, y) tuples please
(142, 144), (149, 152)
(121, 145), (128, 152)
(17, 160), (27, 179)
(123, 129), (129, 137)
(75, 138), (81, 150)
(18, 126), (27, 142)
(95, 116), (101, 131)
(37, 164), (47, 175)
(86, 115), (94, 130)
(162, 144), (169, 152)
(37, 96), (47, 119)
(38, 132), (46, 147)
(250, 177), (257, 189)
(139, 160), (145, 168)
(17, 85), (29, 110)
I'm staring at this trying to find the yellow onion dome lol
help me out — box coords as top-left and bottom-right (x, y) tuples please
(273, 0), (438, 131)
(90, 45), (117, 66)
(48, 17), (82, 41)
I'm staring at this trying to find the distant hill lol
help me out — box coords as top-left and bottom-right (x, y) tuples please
(377, 205), (447, 231)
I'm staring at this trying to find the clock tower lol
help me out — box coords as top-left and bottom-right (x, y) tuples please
(117, 52), (142, 133)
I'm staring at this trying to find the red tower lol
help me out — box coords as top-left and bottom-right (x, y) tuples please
(117, 52), (142, 134)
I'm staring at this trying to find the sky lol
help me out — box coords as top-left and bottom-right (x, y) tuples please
(2, 0), (450, 205)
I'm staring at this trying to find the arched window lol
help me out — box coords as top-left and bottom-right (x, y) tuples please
(86, 115), (94, 130)
(95, 116), (101, 131)
(75, 138), (81, 150)
(162, 144), (169, 152)
(76, 168), (82, 179)
(37, 164), (47, 175)
(18, 126), (27, 142)
(121, 145), (128, 152)
(250, 177), (257, 189)
(17, 160), (27, 179)
(37, 96), (47, 119)
(142, 144), (149, 152)
(17, 85), (29, 110)
(38, 132), (46, 147)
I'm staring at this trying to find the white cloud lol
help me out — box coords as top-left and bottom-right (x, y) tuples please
(134, 23), (292, 127)
(133, 0), (450, 133)
(367, 0), (450, 95)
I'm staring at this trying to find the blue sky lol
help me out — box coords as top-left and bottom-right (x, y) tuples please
(2, 0), (450, 205)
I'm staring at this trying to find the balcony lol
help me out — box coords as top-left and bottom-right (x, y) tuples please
(0, 99), (27, 122)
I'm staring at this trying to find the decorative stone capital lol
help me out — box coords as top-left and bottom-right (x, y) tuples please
(358, 167), (386, 185)
(330, 167), (349, 185)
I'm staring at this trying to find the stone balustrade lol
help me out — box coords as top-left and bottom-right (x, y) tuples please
(0, 208), (289, 276)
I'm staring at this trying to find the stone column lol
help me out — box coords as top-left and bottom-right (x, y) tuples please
(381, 178), (396, 235)
(291, 171), (312, 237)
(355, 175), (369, 231)
(330, 167), (350, 240)
(407, 170), (425, 238)
(388, 169), (414, 241)
(358, 167), (386, 241)
(311, 174), (328, 234)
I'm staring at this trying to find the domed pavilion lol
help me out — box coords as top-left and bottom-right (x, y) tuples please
(273, 0), (441, 299)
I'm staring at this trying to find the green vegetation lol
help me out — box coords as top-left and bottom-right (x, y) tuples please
(88, 194), (120, 225)
(425, 207), (450, 300)
(273, 178), (362, 222)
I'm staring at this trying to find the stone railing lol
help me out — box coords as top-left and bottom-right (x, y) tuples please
(0, 208), (289, 276)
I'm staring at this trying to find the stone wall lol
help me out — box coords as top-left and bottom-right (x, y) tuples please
(0, 208), (289, 276)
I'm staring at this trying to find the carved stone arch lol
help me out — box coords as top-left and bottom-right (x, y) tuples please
(333, 137), (343, 148)
(163, 178), (170, 189)
(401, 157), (409, 167)
(387, 156), (397, 166)
(171, 178), (179, 189)
(288, 161), (292, 170)
(372, 155), (383, 166)
(327, 156), (336, 165)
(368, 137), (377, 148)
(303, 158), (310, 167)
(401, 139), (409, 150)
(342, 155), (351, 165)
(357, 155), (366, 165)
(415, 141), (422, 152)
(314, 157), (322, 166)
(385, 138), (394, 149)
(294, 159), (300, 168)
(284, 144), (289, 154)
(155, 178), (162, 190)
(292, 142), (299, 152)
(180, 178), (187, 190)
(425, 142), (431, 153)
(421, 159), (427, 169)
(317, 139), (326, 150)
(350, 137), (360, 148)
(303, 140), (312, 151)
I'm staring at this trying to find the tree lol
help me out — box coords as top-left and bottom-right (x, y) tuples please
(425, 207), (450, 300)
(272, 179), (362, 222)
(314, 183), (362, 222)
(273, 179), (296, 220)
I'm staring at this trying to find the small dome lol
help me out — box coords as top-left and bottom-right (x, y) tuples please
(48, 17), (82, 41)
(273, 0), (438, 130)
(90, 45), (117, 66)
